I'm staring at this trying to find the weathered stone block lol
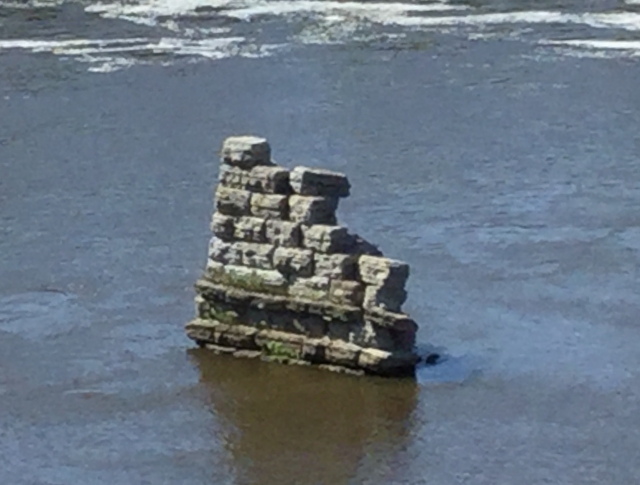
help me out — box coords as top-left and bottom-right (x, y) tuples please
(364, 307), (418, 334)
(363, 285), (407, 312)
(255, 329), (304, 353)
(329, 280), (364, 307)
(235, 242), (274, 270)
(218, 164), (250, 190)
(314, 253), (357, 279)
(248, 166), (290, 194)
(325, 341), (360, 367)
(215, 324), (259, 350)
(288, 276), (330, 301)
(221, 136), (271, 169)
(210, 212), (235, 241)
(288, 195), (338, 225)
(250, 193), (289, 219)
(357, 348), (419, 376)
(208, 238), (242, 265)
(273, 247), (314, 277)
(185, 319), (218, 343)
(290, 166), (350, 198)
(358, 256), (409, 289)
(221, 265), (288, 293)
(233, 216), (265, 243)
(302, 225), (351, 253)
(265, 220), (301, 247)
(215, 186), (251, 216)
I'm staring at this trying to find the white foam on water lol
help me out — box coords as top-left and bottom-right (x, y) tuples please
(0, 35), (285, 72)
(540, 38), (640, 59)
(223, 0), (468, 21)
(545, 39), (640, 50)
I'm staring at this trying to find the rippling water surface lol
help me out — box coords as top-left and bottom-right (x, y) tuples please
(2, 0), (640, 483)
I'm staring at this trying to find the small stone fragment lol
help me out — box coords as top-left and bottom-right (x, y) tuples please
(358, 256), (409, 289)
(314, 253), (356, 279)
(329, 280), (365, 307)
(248, 166), (291, 194)
(221, 136), (271, 169)
(288, 195), (338, 225)
(215, 186), (251, 216)
(273, 247), (314, 277)
(233, 216), (265, 243)
(302, 225), (351, 253)
(264, 220), (301, 247)
(210, 212), (235, 241)
(290, 166), (350, 198)
(251, 193), (289, 219)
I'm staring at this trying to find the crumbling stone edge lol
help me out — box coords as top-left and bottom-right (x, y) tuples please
(185, 135), (424, 378)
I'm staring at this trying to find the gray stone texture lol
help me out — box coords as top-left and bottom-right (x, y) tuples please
(288, 195), (338, 225)
(314, 253), (357, 279)
(289, 166), (351, 198)
(208, 238), (242, 265)
(302, 225), (351, 253)
(288, 276), (330, 301)
(221, 136), (271, 169)
(248, 166), (291, 194)
(363, 284), (407, 313)
(273, 247), (314, 277)
(329, 280), (365, 307)
(265, 220), (301, 247)
(210, 212), (235, 241)
(235, 242), (274, 270)
(358, 255), (410, 289)
(218, 164), (250, 190)
(251, 193), (289, 219)
(215, 186), (252, 216)
(233, 216), (265, 243)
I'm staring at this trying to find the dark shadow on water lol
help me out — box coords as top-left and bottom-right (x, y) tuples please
(188, 348), (419, 485)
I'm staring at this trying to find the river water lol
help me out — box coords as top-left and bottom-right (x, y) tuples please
(2, 0), (640, 483)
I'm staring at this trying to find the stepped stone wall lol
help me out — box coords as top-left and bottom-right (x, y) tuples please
(185, 136), (420, 377)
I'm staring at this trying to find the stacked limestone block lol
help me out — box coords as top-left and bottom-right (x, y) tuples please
(185, 136), (420, 376)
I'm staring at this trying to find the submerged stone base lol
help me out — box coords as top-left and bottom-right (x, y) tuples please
(185, 280), (420, 377)
(185, 320), (419, 377)
(186, 136), (424, 378)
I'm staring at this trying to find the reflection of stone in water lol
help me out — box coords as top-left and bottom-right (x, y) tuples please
(189, 349), (418, 485)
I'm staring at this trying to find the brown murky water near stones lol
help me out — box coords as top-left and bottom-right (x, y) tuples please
(3, 0), (640, 483)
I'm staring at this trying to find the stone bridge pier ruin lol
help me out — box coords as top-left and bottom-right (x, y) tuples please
(186, 136), (421, 377)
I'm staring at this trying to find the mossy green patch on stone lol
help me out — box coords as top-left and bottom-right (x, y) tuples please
(263, 340), (301, 361)
(209, 307), (240, 325)
(206, 265), (288, 296)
